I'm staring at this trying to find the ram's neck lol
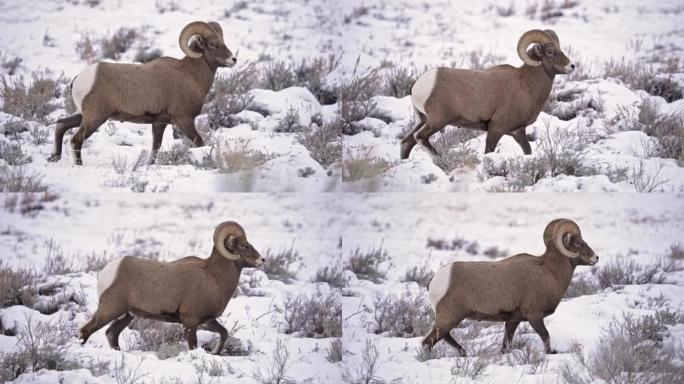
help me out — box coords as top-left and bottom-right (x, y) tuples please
(183, 57), (217, 96)
(541, 250), (576, 292)
(521, 64), (555, 108)
(207, 250), (241, 306)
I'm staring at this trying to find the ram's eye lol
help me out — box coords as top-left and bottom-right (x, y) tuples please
(546, 48), (555, 55)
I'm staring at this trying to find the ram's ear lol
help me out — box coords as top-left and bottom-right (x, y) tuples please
(563, 233), (576, 250)
(527, 44), (543, 61)
(225, 235), (237, 252)
(189, 36), (206, 53)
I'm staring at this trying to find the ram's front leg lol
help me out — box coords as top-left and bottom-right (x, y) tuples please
(507, 128), (532, 155)
(528, 317), (556, 354)
(201, 318), (229, 355)
(174, 117), (204, 147)
(149, 122), (168, 165)
(484, 121), (507, 154)
(184, 326), (198, 350)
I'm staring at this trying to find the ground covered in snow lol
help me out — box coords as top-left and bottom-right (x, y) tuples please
(341, 193), (684, 383)
(0, 0), (346, 193)
(336, 0), (684, 192)
(0, 193), (343, 383)
(1, 0), (684, 383)
(1, 0), (682, 193)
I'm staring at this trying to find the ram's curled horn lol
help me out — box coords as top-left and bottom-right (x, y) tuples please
(208, 21), (225, 43)
(179, 21), (218, 58)
(517, 29), (554, 66)
(544, 29), (560, 46)
(546, 219), (581, 258)
(543, 218), (564, 248)
(213, 221), (245, 260)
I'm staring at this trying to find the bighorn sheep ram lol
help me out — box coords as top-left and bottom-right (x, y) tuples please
(401, 29), (575, 160)
(80, 221), (263, 355)
(48, 21), (236, 165)
(424, 219), (598, 355)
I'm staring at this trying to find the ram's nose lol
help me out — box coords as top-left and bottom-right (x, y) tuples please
(590, 254), (599, 265)
(225, 57), (237, 68)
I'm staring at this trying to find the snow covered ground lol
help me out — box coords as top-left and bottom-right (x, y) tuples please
(0, 193), (343, 383)
(338, 0), (684, 192)
(1, 192), (683, 383)
(0, 0), (345, 193)
(1, 0), (683, 383)
(1, 0), (682, 192)
(341, 193), (684, 383)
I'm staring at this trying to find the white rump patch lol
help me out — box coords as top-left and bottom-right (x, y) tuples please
(411, 69), (438, 115)
(72, 63), (99, 113)
(428, 263), (453, 311)
(97, 257), (124, 298)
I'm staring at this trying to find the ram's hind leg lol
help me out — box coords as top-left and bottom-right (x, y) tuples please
(105, 313), (134, 350)
(414, 118), (447, 158)
(422, 313), (464, 352)
(48, 114), (82, 162)
(400, 111), (426, 159)
(80, 301), (127, 345)
(443, 332), (467, 357)
(70, 114), (108, 165)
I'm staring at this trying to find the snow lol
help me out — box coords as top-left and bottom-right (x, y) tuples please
(344, 78), (684, 192)
(0, 193), (343, 383)
(0, 0), (682, 192)
(1, 193), (682, 382)
(341, 193), (684, 383)
(1, 0), (683, 382)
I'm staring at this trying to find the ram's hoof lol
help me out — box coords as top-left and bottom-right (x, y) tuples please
(47, 154), (61, 162)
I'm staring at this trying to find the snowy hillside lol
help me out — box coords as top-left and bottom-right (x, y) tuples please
(341, 193), (684, 383)
(1, 0), (683, 383)
(0, 0), (682, 192)
(338, 0), (684, 192)
(0, 0), (345, 193)
(1, 193), (343, 383)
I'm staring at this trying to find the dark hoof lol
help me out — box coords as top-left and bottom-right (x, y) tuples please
(204, 343), (223, 355)
(47, 154), (61, 162)
(74, 159), (83, 166)
(547, 349), (557, 354)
